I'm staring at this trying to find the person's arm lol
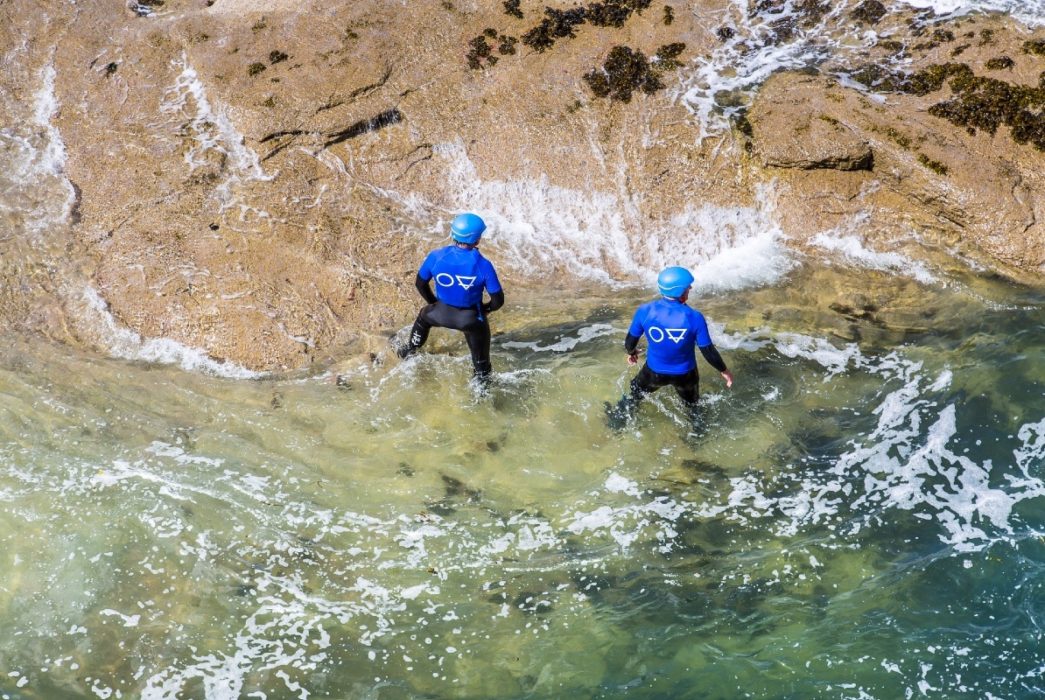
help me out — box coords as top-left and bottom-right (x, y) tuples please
(481, 260), (504, 314)
(415, 273), (437, 304)
(623, 333), (641, 366)
(482, 290), (504, 314)
(694, 309), (734, 388)
(698, 343), (726, 372)
(624, 308), (645, 365)
(698, 344), (733, 388)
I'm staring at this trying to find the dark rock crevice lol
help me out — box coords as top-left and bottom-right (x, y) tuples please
(323, 108), (403, 149)
(259, 108), (405, 160)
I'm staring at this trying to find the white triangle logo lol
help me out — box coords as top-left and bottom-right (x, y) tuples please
(455, 275), (477, 290)
(665, 328), (687, 343)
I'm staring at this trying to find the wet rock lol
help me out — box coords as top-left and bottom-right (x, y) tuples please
(748, 77), (873, 171)
(3, 0), (1042, 373)
(751, 66), (1044, 275)
(442, 474), (481, 502)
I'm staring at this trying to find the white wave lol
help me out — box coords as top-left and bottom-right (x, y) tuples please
(812, 230), (937, 284)
(694, 347), (1045, 552)
(897, 0), (1045, 26)
(433, 143), (793, 291)
(79, 287), (262, 379)
(161, 56), (271, 207)
(32, 64), (69, 180)
(676, 0), (854, 139)
(501, 323), (617, 353)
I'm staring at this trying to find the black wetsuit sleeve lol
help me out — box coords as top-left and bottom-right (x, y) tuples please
(415, 274), (437, 304)
(699, 344), (728, 373)
(482, 290), (505, 314)
(624, 333), (641, 354)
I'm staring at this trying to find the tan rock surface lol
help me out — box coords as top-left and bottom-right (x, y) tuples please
(747, 15), (1045, 279)
(1, 1), (1043, 372)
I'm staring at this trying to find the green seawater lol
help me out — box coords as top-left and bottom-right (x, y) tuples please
(0, 266), (1042, 699)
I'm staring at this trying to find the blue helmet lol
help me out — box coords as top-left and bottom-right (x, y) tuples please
(450, 213), (486, 244)
(658, 266), (694, 298)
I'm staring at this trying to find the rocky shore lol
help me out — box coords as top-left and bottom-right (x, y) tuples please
(2, 0), (1043, 372)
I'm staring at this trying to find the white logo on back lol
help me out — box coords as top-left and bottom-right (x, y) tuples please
(434, 273), (478, 290)
(648, 326), (687, 343)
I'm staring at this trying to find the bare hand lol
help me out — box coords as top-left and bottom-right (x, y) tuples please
(721, 370), (734, 388)
(626, 352), (639, 366)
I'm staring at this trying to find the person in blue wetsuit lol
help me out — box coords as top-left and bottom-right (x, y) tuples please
(397, 213), (505, 385)
(607, 266), (733, 427)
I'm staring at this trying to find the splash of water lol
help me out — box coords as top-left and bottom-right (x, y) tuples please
(429, 143), (794, 291)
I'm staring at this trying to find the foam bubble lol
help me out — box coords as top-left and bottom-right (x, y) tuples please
(694, 345), (1045, 552)
(501, 323), (617, 353)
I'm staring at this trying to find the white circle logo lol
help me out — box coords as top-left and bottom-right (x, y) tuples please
(434, 273), (455, 287)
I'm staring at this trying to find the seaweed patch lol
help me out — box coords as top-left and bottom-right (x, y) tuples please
(852, 0), (886, 25)
(1023, 39), (1045, 57)
(583, 43), (686, 102)
(503, 0), (523, 19)
(467, 31), (518, 69)
(849, 60), (1045, 150)
(917, 153), (948, 175)
(519, 0), (652, 53)
(985, 56), (1014, 70)
(323, 109), (404, 148)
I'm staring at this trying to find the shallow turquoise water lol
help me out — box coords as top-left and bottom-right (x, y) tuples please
(0, 266), (1041, 699)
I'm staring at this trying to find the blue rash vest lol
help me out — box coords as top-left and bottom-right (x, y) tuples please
(627, 297), (714, 375)
(418, 245), (502, 310)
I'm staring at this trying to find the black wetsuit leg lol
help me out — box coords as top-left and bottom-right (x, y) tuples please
(608, 364), (700, 427)
(462, 320), (492, 381)
(403, 302), (492, 380)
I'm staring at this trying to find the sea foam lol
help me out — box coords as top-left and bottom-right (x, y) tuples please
(434, 143), (793, 292)
(79, 287), (262, 379)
